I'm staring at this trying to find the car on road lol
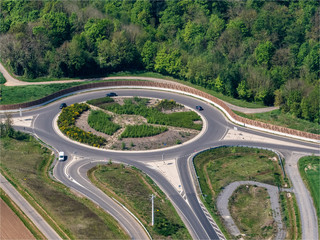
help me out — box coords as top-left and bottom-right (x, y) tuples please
(59, 103), (67, 109)
(106, 92), (117, 97)
(58, 152), (65, 161)
(196, 105), (203, 111)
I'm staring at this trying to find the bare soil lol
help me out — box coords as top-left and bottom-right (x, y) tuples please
(0, 199), (35, 240)
(75, 98), (201, 150)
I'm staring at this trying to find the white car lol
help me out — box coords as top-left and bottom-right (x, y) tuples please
(59, 152), (65, 161)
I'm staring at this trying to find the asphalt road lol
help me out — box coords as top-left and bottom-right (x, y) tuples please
(4, 88), (319, 239)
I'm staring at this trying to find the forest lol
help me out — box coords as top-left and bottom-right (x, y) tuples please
(0, 0), (319, 124)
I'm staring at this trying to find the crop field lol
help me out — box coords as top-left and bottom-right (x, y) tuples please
(89, 163), (191, 239)
(0, 135), (129, 239)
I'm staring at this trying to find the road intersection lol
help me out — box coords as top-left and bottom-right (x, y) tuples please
(2, 88), (319, 239)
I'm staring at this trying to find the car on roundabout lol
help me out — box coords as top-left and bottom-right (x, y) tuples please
(58, 152), (65, 161)
(196, 105), (203, 111)
(106, 92), (117, 97)
(59, 103), (67, 109)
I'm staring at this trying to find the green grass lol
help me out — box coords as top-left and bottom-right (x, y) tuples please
(88, 110), (121, 135)
(229, 185), (277, 239)
(100, 97), (202, 130)
(0, 136), (129, 240)
(87, 96), (115, 106)
(0, 188), (45, 239)
(298, 156), (320, 231)
(120, 124), (168, 138)
(0, 72), (6, 84)
(88, 163), (191, 239)
(234, 109), (319, 134)
(193, 147), (288, 238)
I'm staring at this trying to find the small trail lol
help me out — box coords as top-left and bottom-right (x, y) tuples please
(0, 63), (278, 114)
(216, 180), (290, 239)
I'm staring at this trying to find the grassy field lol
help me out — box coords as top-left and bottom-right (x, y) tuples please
(298, 156), (320, 231)
(0, 72), (5, 84)
(229, 185), (276, 239)
(234, 109), (319, 134)
(0, 135), (129, 239)
(88, 163), (191, 239)
(0, 188), (45, 239)
(193, 147), (297, 238)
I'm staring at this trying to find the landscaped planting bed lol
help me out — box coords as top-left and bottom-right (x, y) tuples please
(88, 110), (120, 135)
(120, 124), (168, 138)
(57, 103), (106, 147)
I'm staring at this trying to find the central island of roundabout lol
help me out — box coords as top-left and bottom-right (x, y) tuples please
(56, 95), (205, 151)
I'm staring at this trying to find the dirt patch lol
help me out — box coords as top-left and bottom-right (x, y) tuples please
(0, 199), (35, 240)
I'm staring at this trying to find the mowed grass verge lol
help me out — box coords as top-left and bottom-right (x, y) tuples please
(193, 147), (298, 238)
(0, 136), (129, 239)
(298, 156), (320, 231)
(229, 185), (276, 239)
(0, 188), (45, 239)
(234, 110), (319, 135)
(88, 163), (191, 239)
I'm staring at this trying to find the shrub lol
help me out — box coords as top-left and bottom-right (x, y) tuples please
(58, 103), (106, 147)
(88, 110), (121, 135)
(87, 97), (114, 106)
(121, 125), (168, 138)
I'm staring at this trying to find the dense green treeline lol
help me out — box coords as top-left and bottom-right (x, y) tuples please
(0, 0), (319, 123)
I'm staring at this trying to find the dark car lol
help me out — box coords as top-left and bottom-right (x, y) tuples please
(196, 105), (203, 111)
(59, 103), (67, 109)
(106, 92), (117, 97)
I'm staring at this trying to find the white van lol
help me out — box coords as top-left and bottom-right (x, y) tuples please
(59, 152), (65, 161)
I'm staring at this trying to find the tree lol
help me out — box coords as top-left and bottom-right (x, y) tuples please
(41, 11), (70, 47)
(214, 75), (224, 93)
(154, 46), (182, 76)
(237, 80), (251, 100)
(255, 41), (275, 68)
(131, 0), (152, 27)
(141, 40), (157, 70)
(84, 18), (114, 46)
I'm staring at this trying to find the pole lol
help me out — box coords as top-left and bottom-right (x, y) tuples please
(151, 194), (155, 226)
(19, 108), (22, 117)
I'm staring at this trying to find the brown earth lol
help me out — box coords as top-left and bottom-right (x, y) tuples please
(0, 199), (35, 240)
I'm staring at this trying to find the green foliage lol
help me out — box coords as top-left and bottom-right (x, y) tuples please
(154, 99), (182, 111)
(58, 103), (106, 147)
(87, 96), (114, 106)
(101, 98), (202, 130)
(121, 124), (167, 138)
(0, 72), (6, 84)
(88, 110), (120, 135)
(0, 0), (318, 124)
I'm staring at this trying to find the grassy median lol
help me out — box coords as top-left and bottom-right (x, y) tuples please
(88, 163), (191, 240)
(0, 134), (129, 239)
(298, 155), (320, 232)
(193, 146), (299, 239)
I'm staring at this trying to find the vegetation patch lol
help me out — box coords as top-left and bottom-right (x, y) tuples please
(0, 128), (129, 239)
(154, 99), (182, 111)
(58, 103), (106, 147)
(298, 156), (320, 231)
(88, 163), (191, 239)
(229, 185), (276, 239)
(235, 110), (319, 134)
(100, 97), (202, 130)
(0, 72), (5, 84)
(193, 147), (291, 238)
(121, 124), (167, 138)
(88, 110), (120, 135)
(87, 96), (114, 106)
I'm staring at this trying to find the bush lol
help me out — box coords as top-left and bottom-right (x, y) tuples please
(121, 125), (168, 138)
(88, 110), (121, 135)
(58, 103), (106, 147)
(154, 99), (182, 111)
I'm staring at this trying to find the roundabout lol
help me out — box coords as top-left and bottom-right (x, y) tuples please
(3, 87), (320, 240)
